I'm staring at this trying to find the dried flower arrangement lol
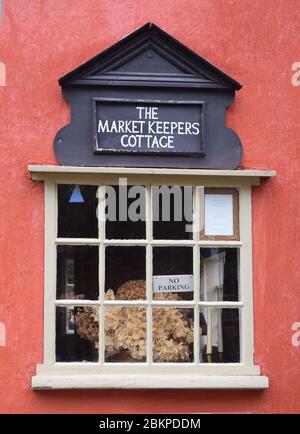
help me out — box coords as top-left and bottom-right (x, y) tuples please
(75, 280), (198, 362)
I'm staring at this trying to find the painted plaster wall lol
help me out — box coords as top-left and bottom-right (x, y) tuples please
(0, 0), (299, 413)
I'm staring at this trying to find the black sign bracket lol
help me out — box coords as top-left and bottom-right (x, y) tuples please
(54, 23), (243, 169)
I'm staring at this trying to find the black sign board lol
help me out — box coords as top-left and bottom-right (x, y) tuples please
(54, 23), (243, 169)
(94, 99), (204, 156)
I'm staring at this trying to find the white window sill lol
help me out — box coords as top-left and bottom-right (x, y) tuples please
(32, 374), (269, 390)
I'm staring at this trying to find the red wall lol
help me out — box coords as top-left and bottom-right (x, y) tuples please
(0, 0), (300, 413)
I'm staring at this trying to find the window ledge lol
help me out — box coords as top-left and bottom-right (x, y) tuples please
(32, 374), (269, 390)
(28, 164), (276, 179)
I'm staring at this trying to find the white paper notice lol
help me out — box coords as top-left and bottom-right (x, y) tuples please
(204, 194), (233, 236)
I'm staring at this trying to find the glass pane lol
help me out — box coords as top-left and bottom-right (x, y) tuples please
(105, 185), (146, 239)
(56, 306), (98, 362)
(200, 308), (240, 363)
(105, 246), (146, 300)
(153, 186), (193, 240)
(153, 247), (193, 300)
(153, 308), (194, 362)
(56, 245), (99, 300)
(200, 248), (239, 301)
(105, 307), (146, 362)
(58, 184), (98, 238)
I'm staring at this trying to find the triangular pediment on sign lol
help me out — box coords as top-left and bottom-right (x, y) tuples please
(59, 23), (242, 90)
(111, 48), (188, 74)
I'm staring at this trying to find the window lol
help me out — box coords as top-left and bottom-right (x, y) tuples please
(30, 166), (272, 389)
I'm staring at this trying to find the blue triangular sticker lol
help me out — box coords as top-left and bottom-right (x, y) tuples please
(69, 186), (84, 203)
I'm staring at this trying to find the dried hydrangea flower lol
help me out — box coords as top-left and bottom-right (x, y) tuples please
(74, 280), (199, 362)
(115, 280), (146, 300)
(75, 307), (99, 348)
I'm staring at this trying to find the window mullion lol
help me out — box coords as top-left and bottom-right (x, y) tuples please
(146, 186), (153, 364)
(198, 240), (242, 247)
(46, 181), (57, 365)
(55, 300), (100, 306)
(198, 301), (243, 308)
(151, 240), (195, 246)
(239, 185), (254, 366)
(55, 238), (100, 245)
(98, 185), (106, 365)
(193, 186), (202, 365)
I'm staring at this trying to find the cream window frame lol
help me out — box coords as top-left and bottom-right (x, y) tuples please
(29, 166), (275, 390)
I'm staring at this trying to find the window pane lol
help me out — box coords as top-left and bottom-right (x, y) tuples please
(153, 186), (193, 240)
(105, 307), (146, 362)
(58, 184), (98, 238)
(200, 308), (240, 363)
(105, 185), (146, 239)
(153, 308), (194, 363)
(200, 248), (239, 301)
(105, 246), (146, 300)
(56, 306), (99, 362)
(56, 245), (99, 300)
(153, 247), (193, 300)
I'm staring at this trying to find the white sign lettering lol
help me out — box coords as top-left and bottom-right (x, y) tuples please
(97, 105), (200, 151)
